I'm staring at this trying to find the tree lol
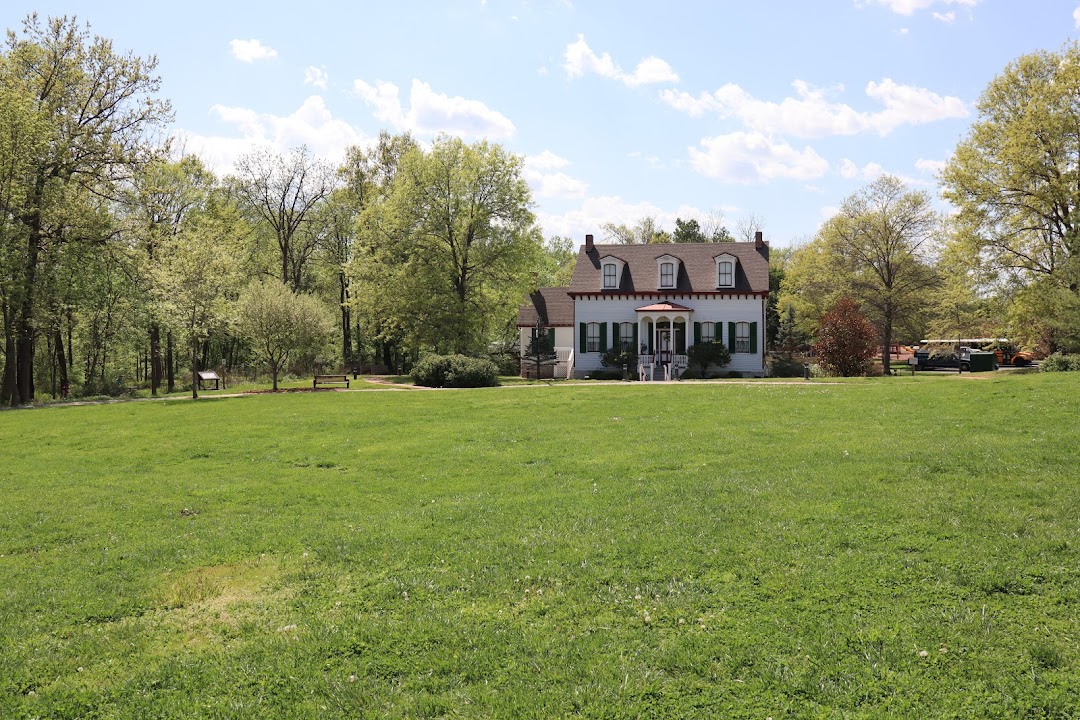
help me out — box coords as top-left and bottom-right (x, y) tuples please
(537, 235), (576, 287)
(2, 14), (171, 404)
(232, 146), (334, 292)
(816, 298), (877, 377)
(941, 43), (1080, 352)
(780, 177), (940, 373)
(152, 196), (246, 399)
(356, 135), (542, 356)
(523, 318), (558, 379)
(235, 279), (332, 390)
(601, 216), (671, 244)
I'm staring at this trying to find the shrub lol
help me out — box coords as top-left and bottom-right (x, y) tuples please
(600, 348), (637, 370)
(815, 298), (877, 376)
(411, 354), (498, 388)
(1040, 353), (1080, 372)
(586, 370), (623, 381)
(687, 341), (731, 376)
(769, 357), (805, 378)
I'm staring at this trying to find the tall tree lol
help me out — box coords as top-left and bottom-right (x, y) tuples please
(781, 176), (940, 372)
(941, 42), (1080, 352)
(1, 14), (170, 404)
(232, 145), (334, 292)
(152, 195), (246, 399)
(357, 135), (542, 356)
(601, 216), (671, 244)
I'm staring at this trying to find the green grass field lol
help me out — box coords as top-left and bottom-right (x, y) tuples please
(1, 373), (1078, 718)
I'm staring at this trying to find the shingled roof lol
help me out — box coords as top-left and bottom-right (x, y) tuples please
(516, 287), (574, 328)
(568, 241), (770, 295)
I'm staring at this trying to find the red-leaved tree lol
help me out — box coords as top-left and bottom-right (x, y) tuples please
(816, 298), (877, 376)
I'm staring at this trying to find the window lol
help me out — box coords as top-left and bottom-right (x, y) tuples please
(603, 263), (617, 288)
(587, 322), (600, 352)
(702, 322), (715, 343)
(660, 261), (674, 287)
(735, 322), (750, 353)
(620, 322), (635, 350)
(718, 261), (733, 287)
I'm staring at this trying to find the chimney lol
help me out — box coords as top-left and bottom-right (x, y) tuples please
(754, 230), (764, 248)
(585, 233), (594, 251)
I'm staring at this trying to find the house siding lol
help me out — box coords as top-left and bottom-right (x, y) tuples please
(573, 295), (766, 377)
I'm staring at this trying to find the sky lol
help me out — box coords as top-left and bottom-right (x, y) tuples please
(4, 1), (1080, 248)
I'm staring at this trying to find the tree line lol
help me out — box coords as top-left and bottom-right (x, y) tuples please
(3, 15), (1078, 402)
(0, 15), (562, 405)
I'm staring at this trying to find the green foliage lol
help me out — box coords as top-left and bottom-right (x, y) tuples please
(1039, 353), (1080, 372)
(411, 353), (499, 387)
(599, 347), (637, 370)
(234, 279), (334, 390)
(816, 298), (878, 376)
(586, 369), (623, 380)
(942, 42), (1080, 351)
(686, 340), (731, 376)
(769, 357), (806, 378)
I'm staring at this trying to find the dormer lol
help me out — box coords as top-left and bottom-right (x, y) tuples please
(598, 255), (626, 290)
(714, 252), (737, 289)
(655, 254), (680, 290)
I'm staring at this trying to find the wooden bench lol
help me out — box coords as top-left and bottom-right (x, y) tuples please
(313, 374), (349, 389)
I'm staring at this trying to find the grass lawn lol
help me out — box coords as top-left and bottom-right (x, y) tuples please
(1, 373), (1078, 718)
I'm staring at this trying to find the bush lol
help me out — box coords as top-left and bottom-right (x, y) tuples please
(600, 348), (637, 370)
(687, 341), (731, 376)
(815, 298), (877, 376)
(411, 354), (499, 388)
(769, 357), (805, 378)
(1040, 353), (1080, 372)
(586, 369), (624, 381)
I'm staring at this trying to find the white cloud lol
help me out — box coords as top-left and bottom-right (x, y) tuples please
(915, 158), (946, 174)
(839, 159), (886, 180)
(523, 151), (587, 199)
(175, 95), (367, 174)
(230, 38), (278, 63)
(661, 78), (967, 137)
(897, 27), (910, 35)
(304, 66), (328, 90)
(1074, 6), (1080, 27)
(688, 132), (829, 184)
(932, 11), (956, 22)
(821, 206), (841, 221)
(861, 0), (978, 16)
(563, 35), (679, 87)
(353, 78), (515, 139)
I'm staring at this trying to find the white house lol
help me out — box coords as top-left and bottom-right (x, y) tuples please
(518, 232), (771, 379)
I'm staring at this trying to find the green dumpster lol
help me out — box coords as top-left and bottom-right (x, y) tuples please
(967, 351), (996, 372)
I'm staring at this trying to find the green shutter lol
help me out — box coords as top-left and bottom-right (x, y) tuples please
(547, 328), (555, 349)
(579, 323), (587, 354)
(728, 322), (737, 353)
(694, 322), (701, 345)
(612, 322), (620, 348)
(675, 322), (686, 354)
(646, 322), (654, 354)
(599, 322), (608, 353)
(749, 322), (758, 354)
(632, 323), (638, 351)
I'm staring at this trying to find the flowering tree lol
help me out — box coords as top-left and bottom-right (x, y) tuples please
(816, 298), (877, 376)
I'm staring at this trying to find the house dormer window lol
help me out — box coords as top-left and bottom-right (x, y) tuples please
(603, 263), (617, 288)
(660, 262), (674, 288)
(714, 253), (737, 288)
(718, 261), (733, 287)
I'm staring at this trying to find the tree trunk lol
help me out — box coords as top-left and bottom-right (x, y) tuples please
(1, 301), (15, 406)
(191, 337), (199, 400)
(166, 331), (175, 393)
(150, 322), (162, 396)
(340, 272), (351, 366)
(55, 327), (69, 398)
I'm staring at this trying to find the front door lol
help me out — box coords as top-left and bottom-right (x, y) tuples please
(657, 329), (672, 363)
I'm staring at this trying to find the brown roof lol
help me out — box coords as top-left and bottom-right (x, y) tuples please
(517, 287), (574, 327)
(568, 241), (770, 295)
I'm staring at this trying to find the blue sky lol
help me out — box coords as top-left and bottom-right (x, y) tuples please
(4, 1), (1079, 247)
